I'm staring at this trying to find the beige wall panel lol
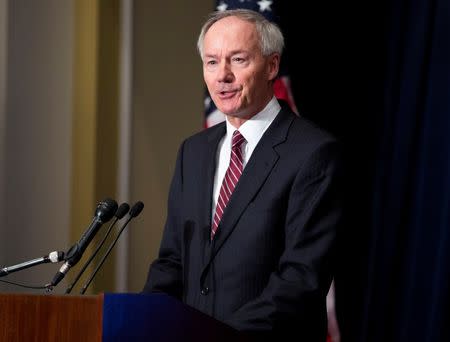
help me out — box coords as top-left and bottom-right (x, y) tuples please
(129, 0), (212, 291)
(92, 0), (120, 293)
(0, 0), (7, 256)
(69, 0), (120, 294)
(1, 0), (73, 293)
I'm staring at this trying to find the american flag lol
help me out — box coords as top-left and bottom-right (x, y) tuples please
(203, 0), (298, 128)
(202, 2), (341, 342)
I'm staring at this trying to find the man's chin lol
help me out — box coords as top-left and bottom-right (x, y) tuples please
(217, 106), (241, 117)
(215, 103), (255, 120)
(222, 111), (249, 120)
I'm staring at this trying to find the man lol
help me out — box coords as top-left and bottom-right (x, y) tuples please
(143, 9), (343, 340)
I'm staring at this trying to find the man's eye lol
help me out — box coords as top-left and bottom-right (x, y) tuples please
(207, 60), (217, 65)
(233, 57), (244, 63)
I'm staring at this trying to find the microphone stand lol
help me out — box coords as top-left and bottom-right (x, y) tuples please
(79, 218), (131, 294)
(79, 201), (144, 294)
(0, 251), (65, 277)
(65, 203), (129, 294)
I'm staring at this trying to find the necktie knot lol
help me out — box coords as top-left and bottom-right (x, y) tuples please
(232, 130), (245, 150)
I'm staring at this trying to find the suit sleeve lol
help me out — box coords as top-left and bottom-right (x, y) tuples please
(229, 140), (344, 334)
(142, 141), (185, 299)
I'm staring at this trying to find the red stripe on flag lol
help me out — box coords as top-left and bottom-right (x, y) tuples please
(273, 76), (298, 114)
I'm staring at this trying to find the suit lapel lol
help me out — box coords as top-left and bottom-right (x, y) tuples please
(208, 108), (295, 259)
(199, 123), (226, 247)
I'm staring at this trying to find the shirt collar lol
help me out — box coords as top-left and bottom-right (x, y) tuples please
(224, 96), (281, 147)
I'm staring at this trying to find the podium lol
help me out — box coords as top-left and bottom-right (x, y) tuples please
(0, 292), (240, 341)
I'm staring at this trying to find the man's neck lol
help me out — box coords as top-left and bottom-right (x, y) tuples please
(226, 94), (275, 129)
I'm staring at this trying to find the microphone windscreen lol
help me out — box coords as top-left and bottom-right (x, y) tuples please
(95, 198), (118, 222)
(115, 203), (130, 219)
(129, 201), (144, 217)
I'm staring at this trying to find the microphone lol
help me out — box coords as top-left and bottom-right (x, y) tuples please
(47, 198), (118, 289)
(79, 201), (144, 294)
(64, 202), (130, 294)
(0, 251), (65, 277)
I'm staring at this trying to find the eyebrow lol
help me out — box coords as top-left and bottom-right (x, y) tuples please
(203, 50), (249, 59)
(203, 53), (218, 59)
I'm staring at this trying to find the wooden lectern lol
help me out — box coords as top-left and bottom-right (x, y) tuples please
(0, 292), (240, 341)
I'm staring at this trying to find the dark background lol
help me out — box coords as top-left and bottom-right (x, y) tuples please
(277, 1), (449, 341)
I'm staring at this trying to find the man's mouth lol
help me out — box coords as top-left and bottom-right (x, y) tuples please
(217, 89), (238, 99)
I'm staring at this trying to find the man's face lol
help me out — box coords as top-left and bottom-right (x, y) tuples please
(202, 16), (280, 121)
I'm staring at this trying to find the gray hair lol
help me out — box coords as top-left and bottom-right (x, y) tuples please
(197, 9), (284, 59)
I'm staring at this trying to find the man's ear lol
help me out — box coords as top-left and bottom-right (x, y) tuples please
(267, 53), (281, 81)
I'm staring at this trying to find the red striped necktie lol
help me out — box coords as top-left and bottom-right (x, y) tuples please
(211, 130), (246, 240)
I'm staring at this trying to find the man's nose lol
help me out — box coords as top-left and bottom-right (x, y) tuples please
(217, 61), (234, 83)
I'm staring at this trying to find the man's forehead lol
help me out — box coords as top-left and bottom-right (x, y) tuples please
(206, 16), (257, 37)
(204, 17), (259, 50)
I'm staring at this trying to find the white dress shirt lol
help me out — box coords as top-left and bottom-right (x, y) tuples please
(211, 97), (281, 222)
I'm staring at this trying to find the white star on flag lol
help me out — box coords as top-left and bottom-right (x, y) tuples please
(217, 1), (228, 11)
(204, 96), (211, 109)
(257, 0), (272, 12)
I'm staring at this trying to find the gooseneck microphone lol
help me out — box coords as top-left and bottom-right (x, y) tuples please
(79, 201), (144, 294)
(47, 198), (118, 289)
(64, 202), (130, 294)
(0, 251), (65, 277)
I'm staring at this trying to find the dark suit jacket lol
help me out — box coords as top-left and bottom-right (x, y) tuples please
(143, 104), (343, 341)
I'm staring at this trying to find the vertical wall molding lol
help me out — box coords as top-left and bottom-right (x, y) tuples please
(71, 0), (120, 293)
(115, 0), (133, 292)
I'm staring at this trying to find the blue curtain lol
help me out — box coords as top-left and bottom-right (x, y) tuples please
(281, 0), (449, 341)
(361, 0), (450, 340)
